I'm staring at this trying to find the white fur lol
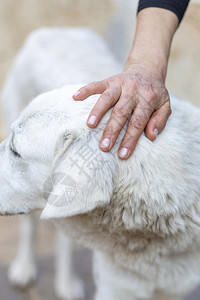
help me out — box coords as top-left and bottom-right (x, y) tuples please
(8, 214), (38, 287)
(1, 27), (120, 299)
(1, 28), (200, 299)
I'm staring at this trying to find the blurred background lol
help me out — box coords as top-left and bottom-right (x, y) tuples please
(0, 0), (200, 299)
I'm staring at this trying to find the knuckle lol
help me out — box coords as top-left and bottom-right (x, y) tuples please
(124, 78), (138, 90)
(102, 89), (113, 101)
(162, 86), (169, 97)
(137, 91), (156, 110)
(160, 88), (170, 103)
(91, 80), (101, 89)
(113, 105), (130, 120)
(129, 114), (145, 130)
(87, 81), (102, 93)
(160, 119), (166, 129)
(124, 134), (135, 144)
(107, 76), (116, 84)
(103, 125), (118, 137)
(143, 91), (156, 107)
(157, 117), (166, 129)
(84, 83), (94, 94)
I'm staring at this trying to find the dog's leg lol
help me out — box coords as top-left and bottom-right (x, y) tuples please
(8, 213), (38, 287)
(93, 251), (138, 300)
(54, 230), (84, 300)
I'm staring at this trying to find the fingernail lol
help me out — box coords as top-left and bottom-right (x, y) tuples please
(101, 138), (110, 149)
(88, 115), (97, 125)
(73, 91), (80, 97)
(119, 147), (128, 158)
(154, 128), (158, 138)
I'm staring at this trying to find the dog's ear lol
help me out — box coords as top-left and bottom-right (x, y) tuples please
(41, 129), (115, 219)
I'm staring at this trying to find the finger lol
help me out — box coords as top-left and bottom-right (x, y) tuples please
(118, 101), (155, 159)
(145, 101), (172, 141)
(73, 80), (108, 100)
(87, 88), (121, 128)
(99, 95), (136, 152)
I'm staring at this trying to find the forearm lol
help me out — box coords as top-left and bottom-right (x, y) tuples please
(125, 7), (179, 80)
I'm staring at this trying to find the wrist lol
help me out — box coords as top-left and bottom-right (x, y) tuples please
(124, 49), (168, 82)
(124, 7), (179, 81)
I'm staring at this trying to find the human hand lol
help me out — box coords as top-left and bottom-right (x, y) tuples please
(73, 6), (178, 159)
(73, 64), (171, 159)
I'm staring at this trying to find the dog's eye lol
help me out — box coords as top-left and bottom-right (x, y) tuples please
(10, 141), (21, 158)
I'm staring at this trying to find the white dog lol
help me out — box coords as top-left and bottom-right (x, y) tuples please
(1, 28), (200, 300)
(1, 27), (120, 299)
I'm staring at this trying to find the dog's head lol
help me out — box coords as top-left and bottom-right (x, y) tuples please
(0, 85), (116, 217)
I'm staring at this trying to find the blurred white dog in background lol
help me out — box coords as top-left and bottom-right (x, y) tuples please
(1, 27), (120, 299)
